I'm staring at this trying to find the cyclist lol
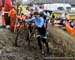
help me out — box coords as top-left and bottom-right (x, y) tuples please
(43, 10), (50, 29)
(24, 12), (50, 54)
(40, 10), (50, 35)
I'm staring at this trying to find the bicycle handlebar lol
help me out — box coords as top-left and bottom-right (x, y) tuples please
(17, 18), (38, 29)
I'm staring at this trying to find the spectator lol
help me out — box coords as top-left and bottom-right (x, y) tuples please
(51, 13), (55, 25)
(8, 6), (17, 30)
(4, 0), (13, 28)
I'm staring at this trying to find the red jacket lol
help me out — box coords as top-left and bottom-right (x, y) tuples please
(0, 0), (2, 7)
(4, 0), (12, 11)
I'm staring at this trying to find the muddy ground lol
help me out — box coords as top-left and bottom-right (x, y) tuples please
(0, 24), (75, 60)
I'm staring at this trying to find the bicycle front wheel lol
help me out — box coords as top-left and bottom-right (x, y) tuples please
(15, 27), (29, 47)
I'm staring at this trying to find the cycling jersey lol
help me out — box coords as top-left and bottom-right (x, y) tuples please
(25, 17), (44, 28)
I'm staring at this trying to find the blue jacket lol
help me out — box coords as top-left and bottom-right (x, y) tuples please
(25, 17), (44, 28)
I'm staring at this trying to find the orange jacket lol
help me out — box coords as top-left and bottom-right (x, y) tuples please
(8, 9), (17, 17)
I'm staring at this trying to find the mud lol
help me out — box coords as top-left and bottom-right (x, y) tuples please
(0, 25), (75, 60)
